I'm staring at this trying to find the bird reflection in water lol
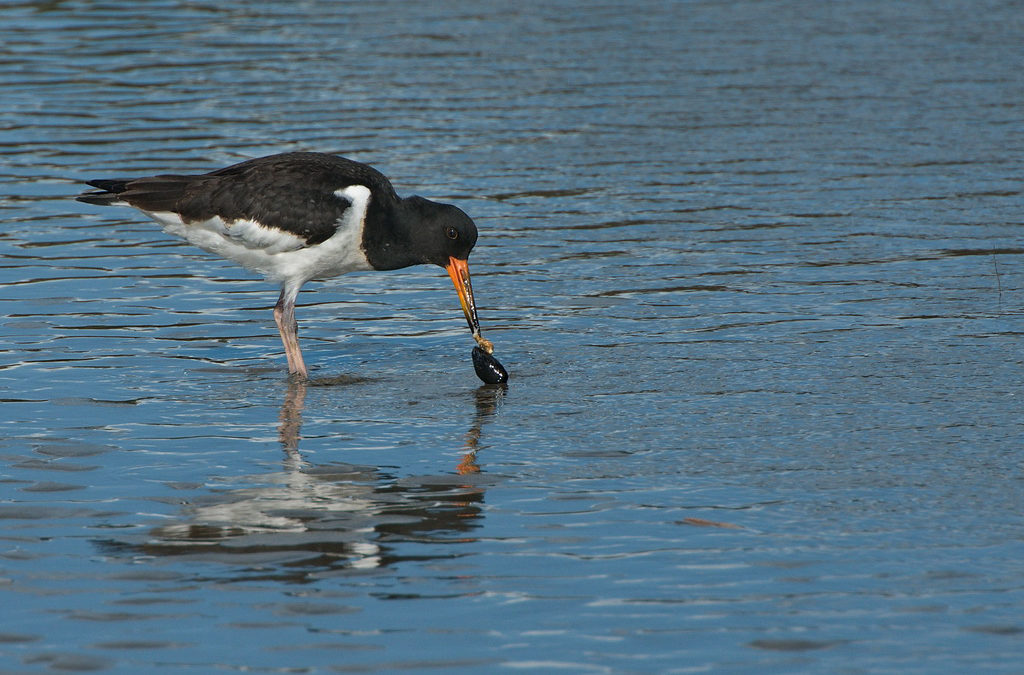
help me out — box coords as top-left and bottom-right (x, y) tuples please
(97, 378), (506, 581)
(278, 376), (505, 475)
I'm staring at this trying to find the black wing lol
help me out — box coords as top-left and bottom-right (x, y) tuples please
(77, 152), (398, 246)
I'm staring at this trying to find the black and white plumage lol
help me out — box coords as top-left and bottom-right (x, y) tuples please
(77, 152), (495, 379)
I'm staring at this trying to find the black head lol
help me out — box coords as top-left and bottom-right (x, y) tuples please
(362, 194), (479, 271)
(370, 196), (490, 349)
(398, 196), (478, 267)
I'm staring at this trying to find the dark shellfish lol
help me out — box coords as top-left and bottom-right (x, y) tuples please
(472, 347), (509, 384)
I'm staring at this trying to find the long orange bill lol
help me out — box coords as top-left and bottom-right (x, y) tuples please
(446, 256), (480, 335)
(445, 256), (493, 353)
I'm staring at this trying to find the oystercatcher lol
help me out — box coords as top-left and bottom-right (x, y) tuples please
(77, 152), (497, 379)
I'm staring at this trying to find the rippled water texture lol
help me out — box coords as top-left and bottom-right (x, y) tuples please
(2, 1), (1023, 672)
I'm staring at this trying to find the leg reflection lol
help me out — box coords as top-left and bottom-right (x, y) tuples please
(278, 377), (307, 461)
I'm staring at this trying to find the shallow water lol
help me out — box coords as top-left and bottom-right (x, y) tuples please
(2, 0), (1024, 672)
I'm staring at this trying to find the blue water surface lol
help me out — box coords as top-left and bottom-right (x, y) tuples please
(2, 1), (1023, 673)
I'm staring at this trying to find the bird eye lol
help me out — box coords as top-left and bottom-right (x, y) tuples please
(445, 226), (459, 240)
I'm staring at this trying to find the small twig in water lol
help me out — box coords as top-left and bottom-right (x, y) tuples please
(991, 251), (1003, 315)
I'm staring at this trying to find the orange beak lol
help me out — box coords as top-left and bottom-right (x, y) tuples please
(445, 256), (481, 338)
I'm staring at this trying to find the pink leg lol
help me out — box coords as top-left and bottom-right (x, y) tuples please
(274, 285), (308, 379)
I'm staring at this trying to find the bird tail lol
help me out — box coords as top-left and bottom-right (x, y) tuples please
(76, 179), (132, 206)
(76, 176), (198, 212)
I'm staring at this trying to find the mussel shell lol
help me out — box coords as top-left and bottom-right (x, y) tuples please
(472, 346), (509, 384)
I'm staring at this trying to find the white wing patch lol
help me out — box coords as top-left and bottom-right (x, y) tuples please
(223, 219), (307, 253)
(143, 211), (306, 255)
(140, 184), (373, 285)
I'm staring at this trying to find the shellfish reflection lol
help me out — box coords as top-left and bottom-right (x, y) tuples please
(97, 380), (506, 582)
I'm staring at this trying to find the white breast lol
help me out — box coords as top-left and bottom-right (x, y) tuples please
(142, 184), (374, 285)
